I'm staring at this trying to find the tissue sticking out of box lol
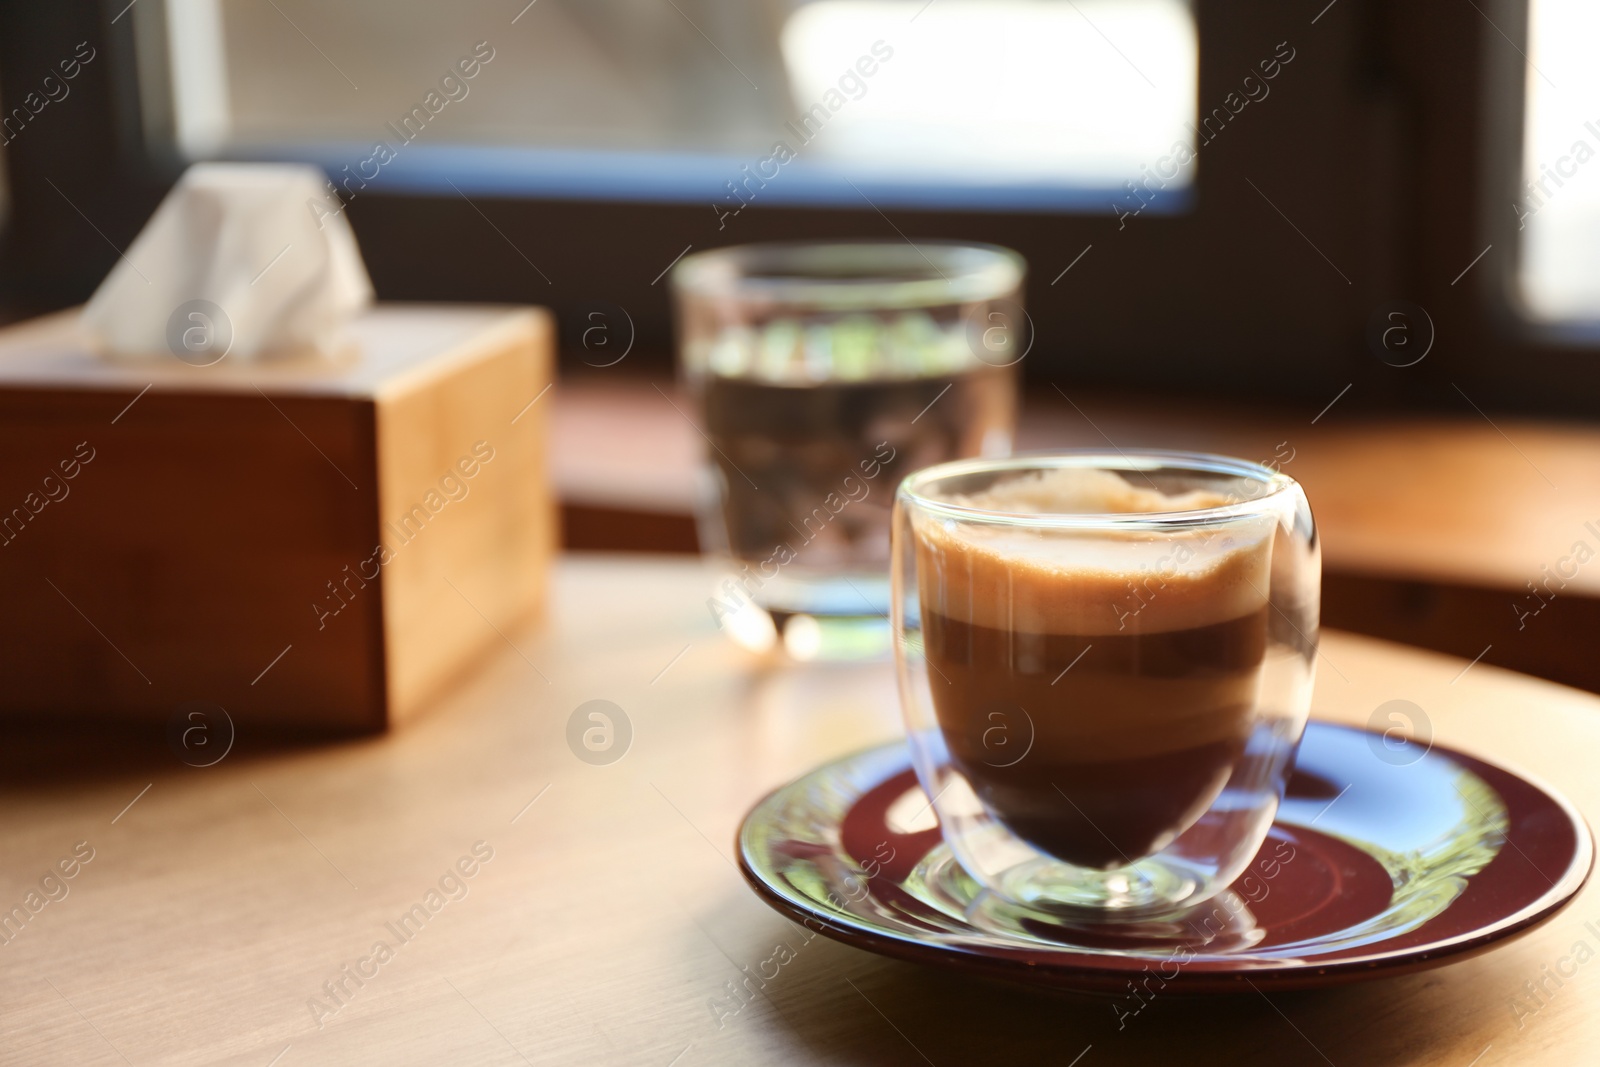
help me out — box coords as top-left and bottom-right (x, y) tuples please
(82, 162), (373, 365)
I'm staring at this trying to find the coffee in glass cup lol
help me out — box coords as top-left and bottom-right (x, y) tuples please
(891, 452), (1318, 918)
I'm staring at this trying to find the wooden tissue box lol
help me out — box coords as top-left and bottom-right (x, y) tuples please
(0, 305), (554, 733)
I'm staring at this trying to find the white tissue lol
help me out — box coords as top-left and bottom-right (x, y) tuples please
(82, 162), (373, 363)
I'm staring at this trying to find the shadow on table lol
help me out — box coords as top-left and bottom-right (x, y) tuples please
(0, 715), (355, 789)
(757, 944), (1471, 1066)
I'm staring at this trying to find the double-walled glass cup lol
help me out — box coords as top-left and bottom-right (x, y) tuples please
(671, 241), (1024, 660)
(891, 452), (1319, 919)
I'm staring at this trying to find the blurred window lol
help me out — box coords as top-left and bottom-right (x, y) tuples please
(162, 0), (1197, 209)
(1519, 0), (1600, 323)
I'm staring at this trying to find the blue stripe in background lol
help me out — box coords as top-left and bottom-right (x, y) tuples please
(226, 142), (1194, 216)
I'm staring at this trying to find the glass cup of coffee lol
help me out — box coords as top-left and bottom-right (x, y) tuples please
(891, 452), (1318, 919)
(672, 241), (1024, 660)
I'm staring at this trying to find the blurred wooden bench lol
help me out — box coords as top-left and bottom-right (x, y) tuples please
(553, 373), (1600, 693)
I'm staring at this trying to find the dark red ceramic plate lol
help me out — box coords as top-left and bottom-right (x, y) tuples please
(737, 721), (1592, 993)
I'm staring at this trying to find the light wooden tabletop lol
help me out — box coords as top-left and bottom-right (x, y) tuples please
(2, 555), (1596, 1066)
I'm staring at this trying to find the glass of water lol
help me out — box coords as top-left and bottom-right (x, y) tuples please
(671, 241), (1025, 659)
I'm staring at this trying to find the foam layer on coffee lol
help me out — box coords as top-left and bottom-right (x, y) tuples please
(949, 465), (1235, 516)
(916, 467), (1272, 636)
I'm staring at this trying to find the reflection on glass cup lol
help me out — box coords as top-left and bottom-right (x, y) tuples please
(672, 241), (1024, 660)
(891, 452), (1319, 918)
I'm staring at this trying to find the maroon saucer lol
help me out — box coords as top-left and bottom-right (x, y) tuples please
(736, 721), (1592, 993)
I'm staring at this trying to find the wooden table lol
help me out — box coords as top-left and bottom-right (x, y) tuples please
(3, 556), (1596, 1065)
(553, 375), (1600, 694)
